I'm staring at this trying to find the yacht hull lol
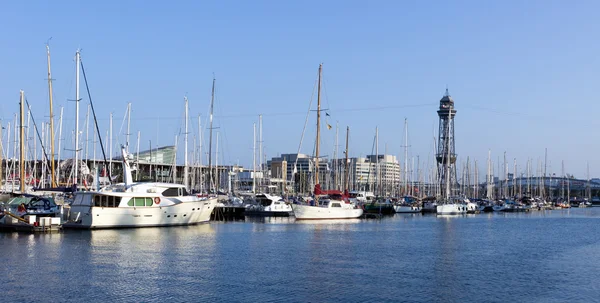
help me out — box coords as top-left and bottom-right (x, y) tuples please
(394, 205), (422, 213)
(64, 198), (217, 229)
(436, 203), (467, 215)
(292, 204), (363, 220)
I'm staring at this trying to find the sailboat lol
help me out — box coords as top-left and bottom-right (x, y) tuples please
(291, 64), (363, 220)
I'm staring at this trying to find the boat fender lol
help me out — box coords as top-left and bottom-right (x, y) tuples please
(154, 197), (161, 204)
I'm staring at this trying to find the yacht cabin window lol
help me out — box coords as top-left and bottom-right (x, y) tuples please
(126, 197), (154, 207)
(93, 195), (121, 208)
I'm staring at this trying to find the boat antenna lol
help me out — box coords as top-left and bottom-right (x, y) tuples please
(80, 58), (112, 183)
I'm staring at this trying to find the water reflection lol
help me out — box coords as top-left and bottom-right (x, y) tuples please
(1, 208), (599, 302)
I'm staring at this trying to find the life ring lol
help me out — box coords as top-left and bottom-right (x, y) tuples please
(154, 197), (161, 204)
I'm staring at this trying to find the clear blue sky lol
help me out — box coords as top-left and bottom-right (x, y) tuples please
(1, 0), (599, 179)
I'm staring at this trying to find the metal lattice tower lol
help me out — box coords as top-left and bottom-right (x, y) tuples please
(436, 89), (457, 199)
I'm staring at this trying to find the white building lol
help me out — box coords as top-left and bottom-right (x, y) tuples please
(332, 154), (400, 195)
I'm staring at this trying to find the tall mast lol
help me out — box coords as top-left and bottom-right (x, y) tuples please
(474, 160), (478, 198)
(126, 103), (131, 152)
(46, 43), (57, 187)
(12, 114), (16, 191)
(259, 114), (263, 191)
(252, 122), (256, 194)
(561, 160), (565, 200)
(404, 118), (408, 195)
(513, 158), (517, 197)
(74, 50), (80, 186)
(334, 122), (339, 190)
(184, 97), (189, 191)
(136, 130), (140, 181)
(19, 90), (25, 193)
(375, 126), (379, 195)
(315, 64), (322, 197)
(109, 112), (113, 178)
(344, 126), (349, 192)
(57, 107), (63, 184)
(208, 77), (215, 193)
(543, 147), (547, 198)
(198, 114), (202, 193)
(173, 135), (177, 183)
(587, 162), (591, 200)
(215, 131), (219, 192)
(4, 122), (9, 186)
(85, 105), (90, 169)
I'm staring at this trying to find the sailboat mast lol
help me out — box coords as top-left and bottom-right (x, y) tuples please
(136, 131), (140, 181)
(46, 44), (56, 187)
(208, 77), (215, 193)
(259, 114), (263, 191)
(109, 112), (113, 178)
(252, 122), (256, 194)
(315, 64), (322, 191)
(215, 131), (219, 192)
(344, 126), (349, 192)
(74, 50), (80, 186)
(198, 114), (202, 193)
(126, 103), (131, 152)
(334, 123), (338, 190)
(184, 97), (189, 191)
(19, 90), (25, 193)
(404, 118), (408, 195)
(375, 126), (379, 196)
(513, 158), (517, 198)
(57, 107), (63, 184)
(85, 105), (90, 169)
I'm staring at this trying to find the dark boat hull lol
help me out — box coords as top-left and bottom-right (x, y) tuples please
(363, 204), (395, 215)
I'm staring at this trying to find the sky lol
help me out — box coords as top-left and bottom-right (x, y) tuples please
(1, 0), (599, 179)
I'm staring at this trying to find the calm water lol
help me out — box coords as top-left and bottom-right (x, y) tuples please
(1, 208), (600, 302)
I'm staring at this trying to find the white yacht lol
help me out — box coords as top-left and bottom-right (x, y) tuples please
(245, 193), (293, 217)
(421, 197), (438, 213)
(394, 196), (421, 213)
(63, 148), (217, 229)
(292, 195), (363, 220)
(348, 191), (375, 204)
(436, 196), (467, 215)
(465, 198), (479, 214)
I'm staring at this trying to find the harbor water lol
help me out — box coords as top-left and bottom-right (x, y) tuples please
(1, 208), (599, 302)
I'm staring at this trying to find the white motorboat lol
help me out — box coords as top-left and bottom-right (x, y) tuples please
(245, 193), (293, 217)
(348, 191), (375, 204)
(394, 196), (421, 213)
(394, 204), (421, 213)
(63, 147), (217, 229)
(436, 196), (467, 215)
(465, 198), (479, 214)
(497, 200), (528, 212)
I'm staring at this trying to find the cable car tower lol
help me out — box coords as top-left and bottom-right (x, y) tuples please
(436, 88), (458, 199)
